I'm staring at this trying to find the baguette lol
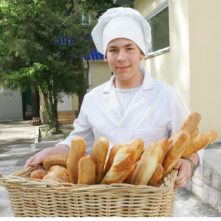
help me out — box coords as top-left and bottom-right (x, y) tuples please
(127, 138), (144, 162)
(42, 165), (70, 183)
(78, 155), (96, 185)
(182, 130), (218, 158)
(101, 144), (136, 184)
(43, 154), (68, 170)
(158, 138), (172, 164)
(90, 137), (109, 183)
(67, 136), (86, 183)
(180, 112), (201, 134)
(130, 142), (163, 185)
(163, 130), (190, 176)
(103, 143), (122, 175)
(148, 164), (164, 186)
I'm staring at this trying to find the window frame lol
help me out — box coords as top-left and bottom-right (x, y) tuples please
(145, 0), (170, 58)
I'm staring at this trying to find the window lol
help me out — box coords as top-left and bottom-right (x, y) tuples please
(146, 0), (170, 56)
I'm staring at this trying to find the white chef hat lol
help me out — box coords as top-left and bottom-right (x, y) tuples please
(91, 7), (152, 58)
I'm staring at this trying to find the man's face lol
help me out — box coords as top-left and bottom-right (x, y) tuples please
(105, 38), (144, 83)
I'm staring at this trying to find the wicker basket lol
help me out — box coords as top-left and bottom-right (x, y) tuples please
(0, 168), (177, 217)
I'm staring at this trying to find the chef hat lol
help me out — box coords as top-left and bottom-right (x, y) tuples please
(91, 7), (152, 58)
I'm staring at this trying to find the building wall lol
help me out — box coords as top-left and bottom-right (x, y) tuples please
(134, 0), (221, 141)
(89, 61), (112, 89)
(0, 89), (23, 121)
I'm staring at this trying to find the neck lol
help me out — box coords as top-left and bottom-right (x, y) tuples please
(114, 72), (144, 89)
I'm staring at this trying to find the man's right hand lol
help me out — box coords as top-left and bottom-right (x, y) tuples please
(24, 144), (70, 168)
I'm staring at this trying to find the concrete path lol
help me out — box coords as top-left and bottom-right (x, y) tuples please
(0, 121), (221, 217)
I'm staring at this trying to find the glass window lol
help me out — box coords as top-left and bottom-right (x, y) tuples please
(146, 1), (170, 56)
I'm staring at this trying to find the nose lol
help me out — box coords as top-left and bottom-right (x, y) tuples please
(117, 49), (126, 62)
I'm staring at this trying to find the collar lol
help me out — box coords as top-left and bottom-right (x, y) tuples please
(102, 66), (155, 93)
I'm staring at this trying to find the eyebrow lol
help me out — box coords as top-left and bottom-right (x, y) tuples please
(108, 43), (134, 48)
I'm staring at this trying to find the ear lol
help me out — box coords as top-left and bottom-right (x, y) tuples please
(104, 57), (108, 63)
(140, 53), (145, 60)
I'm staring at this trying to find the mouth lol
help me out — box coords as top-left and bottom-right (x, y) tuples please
(116, 65), (131, 69)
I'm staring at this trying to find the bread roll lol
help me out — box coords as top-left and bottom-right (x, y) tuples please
(67, 136), (86, 183)
(101, 144), (136, 184)
(182, 130), (218, 158)
(163, 130), (190, 175)
(148, 164), (164, 186)
(78, 155), (96, 185)
(43, 154), (68, 170)
(42, 165), (70, 183)
(130, 142), (163, 185)
(90, 137), (109, 183)
(103, 143), (122, 175)
(30, 168), (47, 180)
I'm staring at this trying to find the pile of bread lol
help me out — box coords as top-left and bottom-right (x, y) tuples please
(30, 112), (218, 186)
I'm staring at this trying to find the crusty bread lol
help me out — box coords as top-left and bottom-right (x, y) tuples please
(90, 137), (109, 183)
(78, 155), (96, 185)
(43, 154), (68, 170)
(103, 143), (122, 175)
(67, 137), (86, 183)
(180, 112), (201, 134)
(148, 164), (164, 186)
(163, 130), (190, 176)
(30, 168), (47, 180)
(101, 144), (136, 184)
(42, 165), (70, 183)
(127, 138), (144, 162)
(182, 130), (218, 158)
(130, 142), (163, 185)
(157, 138), (172, 164)
(124, 161), (138, 184)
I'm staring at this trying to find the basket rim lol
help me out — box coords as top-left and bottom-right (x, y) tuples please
(0, 167), (177, 191)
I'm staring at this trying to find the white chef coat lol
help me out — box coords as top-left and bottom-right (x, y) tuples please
(59, 66), (189, 154)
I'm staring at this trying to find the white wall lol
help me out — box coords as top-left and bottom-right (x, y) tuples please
(0, 88), (23, 121)
(134, 0), (221, 140)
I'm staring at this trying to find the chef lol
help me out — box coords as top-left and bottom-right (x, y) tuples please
(25, 7), (200, 187)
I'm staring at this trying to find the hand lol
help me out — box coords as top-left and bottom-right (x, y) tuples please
(174, 158), (193, 188)
(24, 144), (70, 168)
(24, 147), (52, 168)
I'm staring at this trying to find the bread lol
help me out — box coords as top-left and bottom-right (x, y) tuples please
(163, 130), (190, 176)
(42, 165), (70, 183)
(90, 137), (109, 183)
(182, 130), (218, 158)
(101, 144), (136, 184)
(180, 112), (201, 134)
(30, 168), (47, 180)
(148, 164), (164, 186)
(43, 154), (68, 170)
(103, 143), (122, 175)
(78, 155), (96, 185)
(67, 136), (86, 183)
(124, 161), (138, 184)
(127, 138), (144, 162)
(157, 138), (172, 164)
(130, 142), (163, 185)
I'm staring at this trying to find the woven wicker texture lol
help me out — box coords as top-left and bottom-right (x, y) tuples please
(0, 168), (177, 217)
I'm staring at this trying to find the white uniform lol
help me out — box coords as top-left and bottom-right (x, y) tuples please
(59, 67), (189, 153)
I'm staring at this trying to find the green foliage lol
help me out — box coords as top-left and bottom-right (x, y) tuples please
(0, 0), (94, 132)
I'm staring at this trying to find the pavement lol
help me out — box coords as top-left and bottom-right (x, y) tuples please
(0, 121), (221, 217)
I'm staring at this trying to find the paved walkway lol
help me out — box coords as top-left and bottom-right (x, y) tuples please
(0, 121), (221, 217)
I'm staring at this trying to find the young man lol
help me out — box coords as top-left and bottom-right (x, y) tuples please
(25, 7), (199, 187)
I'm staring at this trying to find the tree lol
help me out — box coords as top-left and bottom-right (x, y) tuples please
(0, 0), (94, 133)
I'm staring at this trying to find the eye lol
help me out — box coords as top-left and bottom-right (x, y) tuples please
(127, 47), (134, 51)
(108, 48), (118, 53)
